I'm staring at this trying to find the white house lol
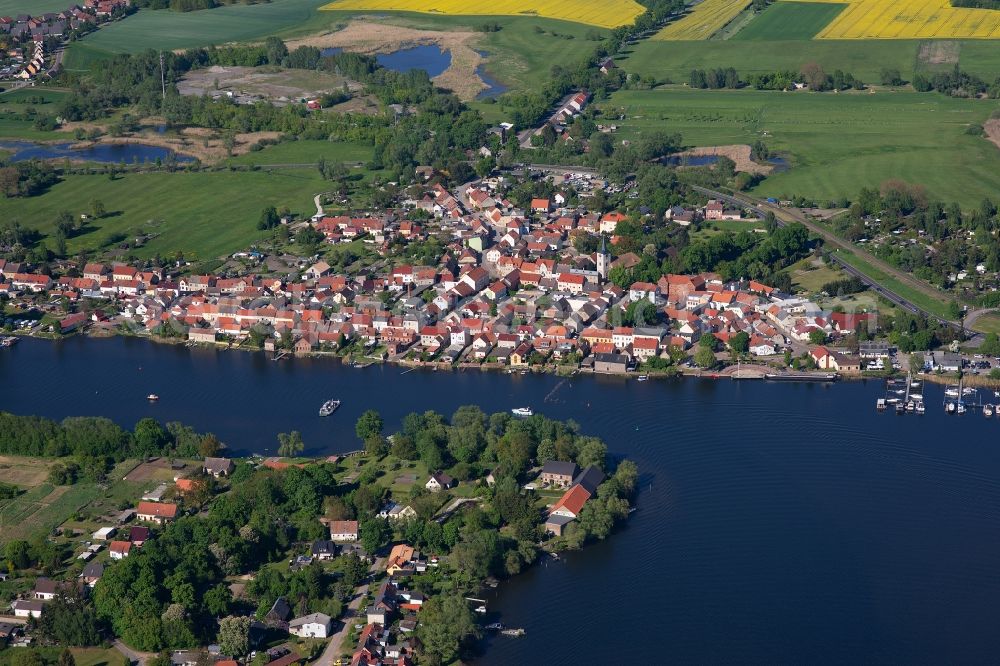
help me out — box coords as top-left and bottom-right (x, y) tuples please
(329, 520), (359, 542)
(425, 472), (455, 492)
(288, 613), (333, 639)
(11, 599), (44, 618)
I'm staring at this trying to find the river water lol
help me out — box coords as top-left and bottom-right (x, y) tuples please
(2, 337), (1000, 662)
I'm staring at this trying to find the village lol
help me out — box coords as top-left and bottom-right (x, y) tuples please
(0, 0), (130, 81)
(0, 407), (632, 666)
(0, 160), (887, 377)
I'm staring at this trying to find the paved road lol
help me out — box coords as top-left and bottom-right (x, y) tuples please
(314, 557), (384, 666)
(114, 639), (154, 666)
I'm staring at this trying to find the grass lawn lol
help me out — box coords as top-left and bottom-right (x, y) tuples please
(971, 312), (1000, 335)
(601, 87), (1000, 206)
(733, 2), (845, 41)
(0, 647), (126, 666)
(0, 118), (73, 141)
(226, 139), (373, 167)
(3, 168), (329, 261)
(788, 255), (845, 293)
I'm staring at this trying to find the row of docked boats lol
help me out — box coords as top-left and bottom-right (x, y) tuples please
(878, 375), (926, 414)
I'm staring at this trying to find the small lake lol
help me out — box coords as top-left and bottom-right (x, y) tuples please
(475, 50), (508, 100)
(377, 45), (451, 77)
(320, 45), (451, 78)
(0, 140), (193, 164)
(663, 154), (720, 167)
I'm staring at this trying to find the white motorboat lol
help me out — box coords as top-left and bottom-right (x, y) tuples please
(319, 399), (341, 417)
(511, 407), (533, 417)
(985, 404), (995, 417)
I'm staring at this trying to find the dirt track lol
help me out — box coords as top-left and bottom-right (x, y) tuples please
(287, 19), (487, 100)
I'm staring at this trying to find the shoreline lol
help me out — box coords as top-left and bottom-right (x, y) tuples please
(6, 327), (873, 383)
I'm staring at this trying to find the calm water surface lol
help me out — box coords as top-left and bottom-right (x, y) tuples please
(0, 140), (193, 164)
(2, 337), (1000, 663)
(376, 45), (451, 77)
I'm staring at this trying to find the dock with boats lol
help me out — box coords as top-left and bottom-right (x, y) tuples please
(877, 373), (998, 418)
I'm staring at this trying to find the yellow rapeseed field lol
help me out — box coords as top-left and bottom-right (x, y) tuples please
(320, 0), (645, 29)
(790, 0), (1000, 39)
(655, 0), (750, 40)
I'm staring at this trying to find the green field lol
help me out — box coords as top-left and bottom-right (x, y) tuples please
(0, 482), (101, 544)
(72, 0), (330, 56)
(0, 0), (69, 13)
(3, 168), (330, 260)
(733, 2), (845, 41)
(601, 87), (1000, 206)
(621, 38), (1000, 84)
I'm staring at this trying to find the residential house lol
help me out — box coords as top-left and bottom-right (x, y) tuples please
(329, 520), (359, 542)
(203, 457), (234, 477)
(109, 540), (132, 560)
(540, 461), (578, 489)
(288, 613), (333, 639)
(80, 562), (104, 587)
(425, 472), (455, 492)
(11, 599), (44, 619)
(136, 501), (178, 524)
(385, 544), (416, 576)
(311, 540), (338, 560)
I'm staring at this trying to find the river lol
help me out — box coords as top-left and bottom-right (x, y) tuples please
(3, 337), (1000, 662)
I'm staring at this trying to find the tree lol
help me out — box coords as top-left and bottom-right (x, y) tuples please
(699, 333), (720, 352)
(730, 331), (750, 354)
(217, 616), (251, 659)
(355, 410), (383, 442)
(808, 329), (828, 345)
(359, 518), (391, 556)
(257, 206), (279, 231)
(276, 431), (304, 458)
(58, 650), (76, 666)
(694, 346), (718, 369)
(417, 594), (480, 665)
(91, 199), (106, 219)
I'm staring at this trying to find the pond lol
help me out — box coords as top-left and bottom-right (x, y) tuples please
(376, 45), (451, 77)
(320, 45), (451, 78)
(0, 140), (193, 164)
(475, 50), (508, 100)
(662, 154), (720, 167)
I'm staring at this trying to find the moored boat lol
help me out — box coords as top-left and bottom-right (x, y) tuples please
(319, 399), (340, 417)
(146, 394), (159, 401)
(985, 404), (995, 417)
(511, 407), (533, 417)
(636, 375), (649, 382)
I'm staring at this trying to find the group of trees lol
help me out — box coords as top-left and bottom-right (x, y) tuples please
(134, 0), (264, 11)
(0, 413), (222, 478)
(912, 66), (1000, 98)
(832, 181), (1000, 290)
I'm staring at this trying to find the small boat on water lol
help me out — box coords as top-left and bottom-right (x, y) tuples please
(500, 628), (526, 637)
(945, 385), (960, 398)
(946, 402), (957, 413)
(0, 336), (18, 347)
(319, 399), (340, 417)
(511, 407), (533, 417)
(636, 375), (649, 382)
(916, 401), (926, 414)
(963, 387), (977, 397)
(895, 402), (905, 414)
(146, 394), (159, 401)
(876, 398), (886, 411)
(906, 401), (915, 412)
(985, 404), (995, 417)
(957, 402), (967, 415)
(485, 622), (504, 631)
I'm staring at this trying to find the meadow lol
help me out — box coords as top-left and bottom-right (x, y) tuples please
(69, 0), (331, 57)
(656, 0), (750, 40)
(3, 168), (330, 260)
(601, 87), (1000, 206)
(320, 0), (643, 29)
(733, 2), (845, 41)
(0, 0), (69, 13)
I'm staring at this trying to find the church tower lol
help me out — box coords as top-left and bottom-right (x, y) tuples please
(596, 234), (610, 281)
